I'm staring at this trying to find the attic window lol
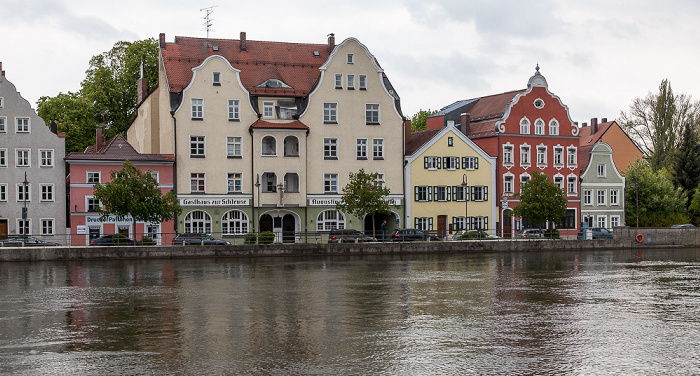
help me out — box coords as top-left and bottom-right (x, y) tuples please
(213, 45), (219, 51)
(313, 51), (320, 56)
(213, 72), (221, 86)
(278, 101), (297, 120)
(256, 79), (292, 89)
(347, 53), (354, 64)
(534, 98), (545, 109)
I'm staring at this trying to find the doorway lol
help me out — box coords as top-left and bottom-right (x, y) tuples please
(502, 209), (512, 238)
(260, 214), (273, 233)
(282, 214), (295, 243)
(437, 215), (447, 238)
(0, 219), (7, 239)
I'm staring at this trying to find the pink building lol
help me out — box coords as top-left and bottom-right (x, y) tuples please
(65, 130), (175, 245)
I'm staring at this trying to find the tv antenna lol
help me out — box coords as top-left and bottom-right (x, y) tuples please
(201, 6), (217, 38)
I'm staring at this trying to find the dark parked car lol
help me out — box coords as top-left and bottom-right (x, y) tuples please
(328, 229), (377, 243)
(0, 236), (60, 247)
(390, 228), (440, 242)
(516, 229), (544, 239)
(577, 227), (614, 240)
(89, 234), (137, 246)
(172, 233), (230, 245)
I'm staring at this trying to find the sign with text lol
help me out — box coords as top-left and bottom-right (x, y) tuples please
(180, 198), (250, 206)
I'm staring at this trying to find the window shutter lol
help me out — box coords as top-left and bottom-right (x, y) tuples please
(484, 217), (489, 230)
(471, 216), (476, 229)
(424, 157), (429, 169)
(415, 186), (419, 201)
(455, 157), (460, 169)
(446, 186), (451, 201)
(428, 217), (433, 230)
(471, 187), (476, 201)
(465, 186), (470, 201)
(484, 186), (488, 201)
(442, 157), (448, 169)
(428, 186), (432, 201)
(452, 186), (457, 201)
(434, 186), (438, 201)
(475, 157), (479, 169)
(414, 217), (419, 228)
(437, 157), (441, 169)
(462, 156), (467, 169)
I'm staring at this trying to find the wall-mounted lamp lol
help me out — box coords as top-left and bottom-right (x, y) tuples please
(74, 205), (78, 212)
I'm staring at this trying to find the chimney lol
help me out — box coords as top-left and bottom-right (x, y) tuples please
(404, 119), (412, 144)
(601, 117), (608, 123)
(590, 117), (598, 135)
(240, 32), (247, 52)
(137, 63), (147, 104)
(159, 33), (166, 50)
(0, 62), (4, 81)
(327, 33), (335, 53)
(459, 113), (471, 136)
(96, 127), (104, 151)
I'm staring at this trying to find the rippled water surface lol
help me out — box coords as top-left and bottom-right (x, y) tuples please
(2, 248), (700, 375)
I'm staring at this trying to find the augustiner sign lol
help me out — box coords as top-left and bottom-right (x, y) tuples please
(308, 197), (402, 206)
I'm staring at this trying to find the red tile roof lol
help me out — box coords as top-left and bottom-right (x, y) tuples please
(251, 119), (309, 130)
(405, 128), (441, 155)
(162, 35), (330, 97)
(580, 121), (613, 146)
(466, 90), (524, 121)
(65, 135), (174, 162)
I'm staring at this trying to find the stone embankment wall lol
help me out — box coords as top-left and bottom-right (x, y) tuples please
(1, 227), (698, 262)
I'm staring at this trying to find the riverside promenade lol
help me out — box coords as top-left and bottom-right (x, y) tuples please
(1, 227), (698, 262)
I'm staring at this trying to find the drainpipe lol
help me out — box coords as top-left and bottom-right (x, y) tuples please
(171, 111), (178, 236)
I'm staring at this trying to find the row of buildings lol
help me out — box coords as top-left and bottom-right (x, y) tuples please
(0, 33), (642, 244)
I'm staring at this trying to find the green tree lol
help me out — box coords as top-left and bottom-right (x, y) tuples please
(512, 171), (567, 234)
(410, 109), (439, 132)
(619, 79), (700, 171)
(672, 122), (700, 207)
(336, 169), (393, 238)
(688, 185), (700, 225)
(93, 160), (182, 240)
(624, 159), (689, 227)
(36, 92), (98, 154)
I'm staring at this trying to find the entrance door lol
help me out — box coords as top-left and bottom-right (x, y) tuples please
(88, 226), (101, 245)
(437, 215), (447, 239)
(282, 214), (295, 243)
(0, 219), (7, 239)
(260, 214), (273, 233)
(503, 210), (512, 238)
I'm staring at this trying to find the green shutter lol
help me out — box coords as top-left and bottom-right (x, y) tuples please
(415, 186), (419, 201)
(485, 217), (489, 230)
(484, 186), (488, 201)
(442, 157), (448, 169)
(475, 157), (479, 169)
(437, 157), (441, 169)
(428, 186), (432, 201)
(462, 156), (467, 169)
(446, 186), (451, 201)
(471, 186), (476, 201)
(428, 217), (433, 230)
(465, 186), (470, 201)
(414, 217), (419, 228)
(424, 157), (429, 169)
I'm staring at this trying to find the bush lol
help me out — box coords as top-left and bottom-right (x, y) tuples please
(139, 236), (156, 245)
(544, 228), (561, 239)
(258, 232), (275, 244)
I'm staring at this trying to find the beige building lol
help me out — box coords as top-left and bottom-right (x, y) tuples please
(128, 33), (405, 242)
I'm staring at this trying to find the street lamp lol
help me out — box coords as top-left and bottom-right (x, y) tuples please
(255, 174), (261, 234)
(461, 174), (469, 233)
(22, 171), (29, 240)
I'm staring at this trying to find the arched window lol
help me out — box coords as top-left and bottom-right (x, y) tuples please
(317, 210), (346, 231)
(222, 210), (249, 234)
(549, 119), (559, 135)
(184, 210), (212, 234)
(284, 173), (300, 193)
(520, 117), (530, 134)
(262, 172), (277, 192)
(262, 136), (276, 156)
(534, 119), (545, 135)
(284, 136), (299, 156)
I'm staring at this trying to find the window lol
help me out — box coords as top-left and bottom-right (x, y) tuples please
(335, 74), (343, 89)
(228, 100), (240, 121)
(610, 215), (620, 228)
(503, 144), (513, 165)
(16, 117), (30, 132)
(227, 136), (242, 157)
(520, 174), (531, 186)
(16, 149), (30, 167)
(415, 217), (432, 231)
(347, 74), (355, 89)
(597, 216), (607, 229)
(359, 75), (367, 90)
(184, 210), (212, 234)
(557, 209), (577, 229)
(18, 220), (30, 236)
(472, 216), (488, 231)
(534, 98), (545, 109)
(424, 156), (440, 170)
(375, 173), (385, 188)
(0, 184), (6, 201)
(0, 117), (5, 132)
(278, 101), (296, 120)
(149, 171), (159, 183)
(434, 186), (450, 202)
(462, 157), (478, 170)
(597, 164), (606, 178)
(324, 138), (338, 159)
(471, 186), (488, 201)
(284, 136), (299, 157)
(453, 185), (468, 201)
(227, 173), (242, 193)
(324, 173), (338, 193)
(537, 146), (547, 166)
(445, 156), (459, 170)
(583, 189), (592, 205)
(554, 146), (564, 166)
(567, 176), (577, 194)
(284, 173), (300, 192)
(567, 147), (577, 167)
(504, 175), (514, 195)
(0, 149), (6, 167)
(17, 184), (31, 203)
(554, 175), (564, 191)
(0, 97), (3, 108)
(324, 103), (338, 123)
(534, 119), (545, 135)
(222, 210), (249, 234)
(41, 219), (54, 236)
(212, 72), (221, 85)
(190, 136), (205, 157)
(520, 117), (530, 134)
(520, 145), (531, 166)
(262, 136), (276, 156)
(356, 139), (367, 159)
(373, 139), (384, 159)
(87, 171), (100, 184)
(317, 210), (346, 231)
(453, 216), (468, 231)
(366, 104), (380, 124)
(87, 197), (100, 212)
(549, 119), (559, 135)
(262, 172), (277, 192)
(40, 184), (53, 201)
(347, 53), (354, 64)
(39, 150), (53, 167)
(415, 186), (430, 202)
(263, 101), (275, 119)
(610, 189), (619, 205)
(597, 189), (607, 205)
(448, 137), (454, 147)
(190, 173), (205, 193)
(191, 99), (203, 119)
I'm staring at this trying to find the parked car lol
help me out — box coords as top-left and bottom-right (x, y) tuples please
(671, 224), (696, 228)
(171, 233), (231, 245)
(328, 229), (377, 243)
(89, 234), (137, 246)
(516, 229), (544, 239)
(576, 227), (614, 240)
(452, 230), (499, 240)
(0, 236), (60, 247)
(390, 228), (440, 242)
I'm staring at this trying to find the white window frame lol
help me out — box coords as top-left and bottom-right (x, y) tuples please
(426, 156), (440, 170)
(435, 186), (450, 202)
(375, 173), (385, 188)
(41, 218), (55, 236)
(221, 210), (249, 235)
(323, 103), (338, 123)
(184, 210), (212, 234)
(87, 171), (101, 184)
(40, 184), (54, 202)
(463, 157), (477, 170)
(39, 149), (54, 167)
(520, 173), (531, 187)
(553, 146), (564, 167)
(317, 210), (346, 231)
(0, 148), (6, 167)
(597, 164), (606, 178)
(191, 98), (203, 119)
(610, 215), (620, 228)
(610, 189), (619, 206)
(373, 138), (384, 159)
(263, 101), (275, 119)
(366, 104), (380, 124)
(503, 143), (513, 166)
(567, 146), (578, 167)
(520, 144), (531, 167)
(554, 173), (565, 191)
(190, 135), (206, 157)
(536, 145), (547, 167)
(212, 71), (221, 85)
(534, 118), (545, 135)
(227, 172), (243, 193)
(335, 73), (343, 89)
(583, 189), (593, 205)
(347, 74), (355, 89)
(597, 216), (607, 229)
(228, 99), (240, 121)
(415, 217), (432, 231)
(86, 196), (101, 212)
(356, 138), (368, 159)
(0, 184), (6, 201)
(227, 136), (242, 157)
(520, 117), (530, 134)
(347, 53), (354, 64)
(415, 186), (430, 202)
(0, 116), (6, 133)
(549, 119), (559, 135)
(17, 219), (30, 236)
(149, 171), (159, 183)
(504, 174), (514, 195)
(324, 138), (338, 159)
(16, 149), (30, 167)
(567, 175), (577, 195)
(597, 189), (607, 206)
(190, 172), (206, 193)
(324, 173), (338, 193)
(359, 75), (367, 90)
(261, 135), (277, 156)
(446, 156), (459, 170)
(16, 117), (30, 133)
(17, 183), (31, 202)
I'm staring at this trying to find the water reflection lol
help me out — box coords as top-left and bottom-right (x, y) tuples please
(1, 249), (700, 375)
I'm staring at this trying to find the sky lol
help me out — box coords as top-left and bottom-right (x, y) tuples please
(1, 0), (699, 125)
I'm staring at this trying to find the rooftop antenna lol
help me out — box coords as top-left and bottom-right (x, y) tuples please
(201, 6), (217, 38)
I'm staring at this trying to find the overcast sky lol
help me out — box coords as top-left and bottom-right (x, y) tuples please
(1, 0), (698, 125)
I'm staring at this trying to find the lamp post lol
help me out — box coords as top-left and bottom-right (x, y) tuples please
(461, 174), (469, 233)
(255, 174), (261, 235)
(22, 171), (29, 240)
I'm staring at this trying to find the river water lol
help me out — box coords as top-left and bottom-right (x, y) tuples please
(1, 248), (700, 375)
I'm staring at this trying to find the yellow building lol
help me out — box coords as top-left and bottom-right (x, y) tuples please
(405, 122), (497, 237)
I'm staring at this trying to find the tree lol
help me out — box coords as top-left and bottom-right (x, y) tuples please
(336, 169), (393, 238)
(36, 92), (99, 154)
(688, 185), (700, 225)
(619, 79), (700, 171)
(93, 160), (182, 240)
(624, 159), (689, 227)
(410, 109), (439, 132)
(512, 171), (567, 234)
(672, 122), (700, 207)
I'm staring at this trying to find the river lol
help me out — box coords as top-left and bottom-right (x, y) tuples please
(1, 248), (699, 375)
